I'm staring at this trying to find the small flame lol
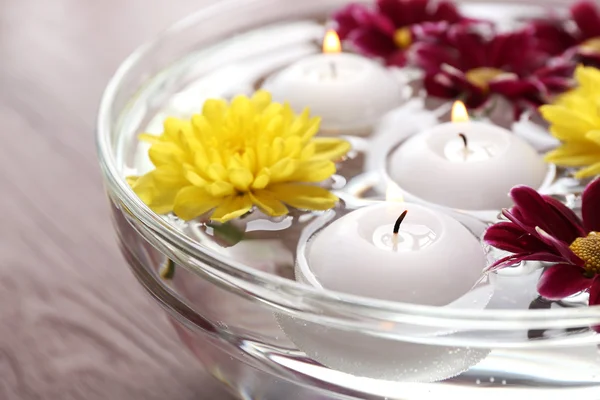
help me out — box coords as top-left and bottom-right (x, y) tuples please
(451, 101), (470, 123)
(386, 184), (404, 203)
(323, 30), (342, 54)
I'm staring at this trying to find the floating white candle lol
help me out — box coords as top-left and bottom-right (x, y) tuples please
(277, 201), (492, 382)
(263, 30), (404, 133)
(388, 101), (550, 211)
(306, 202), (486, 305)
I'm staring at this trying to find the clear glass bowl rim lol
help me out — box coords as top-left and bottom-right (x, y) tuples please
(96, 0), (600, 332)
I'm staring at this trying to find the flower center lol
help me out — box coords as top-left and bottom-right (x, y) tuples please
(570, 232), (600, 275)
(580, 37), (600, 53)
(465, 67), (505, 93)
(393, 27), (413, 49)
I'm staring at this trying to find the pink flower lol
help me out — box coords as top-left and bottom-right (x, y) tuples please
(531, 1), (600, 67)
(416, 24), (574, 114)
(484, 179), (600, 310)
(333, 0), (464, 66)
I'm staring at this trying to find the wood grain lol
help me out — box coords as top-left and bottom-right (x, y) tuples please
(0, 0), (232, 398)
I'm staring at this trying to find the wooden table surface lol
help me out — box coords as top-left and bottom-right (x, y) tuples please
(0, 0), (232, 398)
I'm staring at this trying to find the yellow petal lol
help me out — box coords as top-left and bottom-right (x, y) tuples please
(130, 174), (156, 205)
(288, 160), (336, 182)
(575, 162), (600, 179)
(575, 65), (600, 91)
(148, 142), (186, 167)
(210, 195), (253, 223)
(229, 168), (253, 192)
(540, 106), (597, 138)
(152, 166), (187, 186)
(202, 99), (227, 125)
(206, 181), (235, 197)
(251, 90), (272, 112)
(126, 176), (139, 186)
(207, 163), (228, 181)
(586, 130), (600, 145)
(251, 168), (271, 190)
(268, 183), (338, 211)
(269, 158), (298, 182)
(312, 138), (352, 161)
(173, 186), (221, 221)
(185, 169), (207, 187)
(250, 190), (289, 217)
(301, 117), (322, 141)
(545, 142), (600, 166)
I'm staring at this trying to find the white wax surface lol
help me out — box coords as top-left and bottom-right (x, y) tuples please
(263, 53), (404, 132)
(278, 203), (492, 382)
(306, 202), (486, 306)
(388, 121), (549, 211)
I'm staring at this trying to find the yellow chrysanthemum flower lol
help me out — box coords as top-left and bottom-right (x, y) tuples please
(128, 91), (351, 223)
(540, 65), (600, 179)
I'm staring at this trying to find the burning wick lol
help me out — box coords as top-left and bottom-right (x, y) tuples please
(392, 210), (408, 252)
(458, 133), (468, 150)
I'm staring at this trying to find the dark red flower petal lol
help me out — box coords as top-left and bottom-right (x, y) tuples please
(333, 4), (371, 39)
(543, 195), (587, 241)
(487, 252), (571, 272)
(571, 1), (600, 40)
(377, 0), (427, 27)
(538, 76), (575, 93)
(589, 276), (600, 306)
(509, 186), (584, 244)
(530, 21), (578, 56)
(577, 51), (600, 68)
(538, 263), (591, 300)
(447, 26), (487, 69)
(484, 222), (549, 254)
(432, 1), (462, 23)
(582, 178), (600, 233)
(423, 72), (460, 98)
(348, 29), (397, 58)
(536, 227), (583, 266)
(489, 78), (541, 99)
(385, 49), (409, 67)
(412, 42), (457, 72)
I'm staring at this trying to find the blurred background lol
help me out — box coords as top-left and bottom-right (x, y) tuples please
(0, 0), (232, 398)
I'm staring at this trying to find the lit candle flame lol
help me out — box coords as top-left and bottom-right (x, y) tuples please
(386, 184), (404, 203)
(323, 30), (342, 54)
(451, 101), (470, 123)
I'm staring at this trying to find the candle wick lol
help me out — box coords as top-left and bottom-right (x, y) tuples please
(459, 133), (468, 150)
(330, 61), (337, 78)
(393, 210), (408, 235)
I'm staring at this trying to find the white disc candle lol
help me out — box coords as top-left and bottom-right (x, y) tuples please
(388, 101), (549, 211)
(306, 202), (486, 305)
(263, 30), (404, 133)
(277, 202), (491, 382)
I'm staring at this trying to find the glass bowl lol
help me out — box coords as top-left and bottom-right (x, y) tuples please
(97, 0), (600, 398)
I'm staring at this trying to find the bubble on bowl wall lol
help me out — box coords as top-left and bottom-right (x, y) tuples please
(276, 314), (490, 382)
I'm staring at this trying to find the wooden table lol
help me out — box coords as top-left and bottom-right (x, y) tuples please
(0, 0), (232, 398)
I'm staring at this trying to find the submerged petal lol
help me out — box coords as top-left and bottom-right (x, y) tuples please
(269, 183), (339, 211)
(210, 195), (253, 223)
(250, 190), (289, 217)
(538, 263), (591, 300)
(312, 138), (352, 161)
(582, 178), (600, 232)
(484, 222), (548, 254)
(173, 186), (221, 221)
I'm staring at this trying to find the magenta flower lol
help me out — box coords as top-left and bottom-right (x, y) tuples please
(531, 1), (600, 67)
(333, 0), (464, 66)
(484, 179), (600, 308)
(416, 24), (574, 113)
